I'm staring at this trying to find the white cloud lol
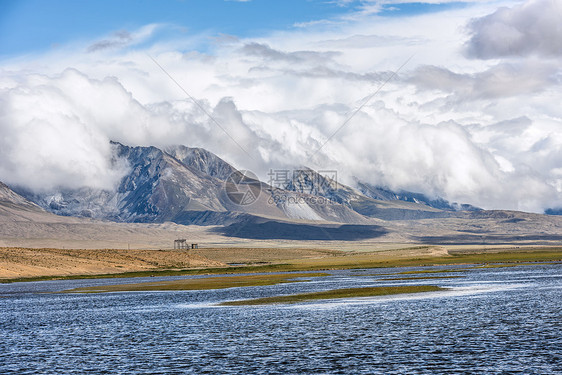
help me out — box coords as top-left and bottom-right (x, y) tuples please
(87, 24), (161, 53)
(466, 0), (562, 59)
(0, 70), (131, 191)
(410, 61), (560, 100)
(0, 1), (561, 213)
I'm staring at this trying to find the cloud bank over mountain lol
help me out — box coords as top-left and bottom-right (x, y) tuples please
(466, 0), (562, 59)
(1, 0), (561, 213)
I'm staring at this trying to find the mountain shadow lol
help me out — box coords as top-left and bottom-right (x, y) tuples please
(416, 234), (562, 245)
(213, 221), (388, 240)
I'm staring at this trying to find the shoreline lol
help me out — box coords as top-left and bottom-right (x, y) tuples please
(1, 245), (561, 283)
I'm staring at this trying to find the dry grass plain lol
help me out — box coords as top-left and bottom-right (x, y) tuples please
(0, 247), (225, 280)
(2, 199), (561, 283)
(1, 244), (561, 283)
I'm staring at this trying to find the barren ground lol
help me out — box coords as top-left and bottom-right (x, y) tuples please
(1, 201), (561, 280)
(2, 244), (560, 281)
(0, 247), (225, 279)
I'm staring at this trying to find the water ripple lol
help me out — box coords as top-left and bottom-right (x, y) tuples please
(1, 264), (561, 374)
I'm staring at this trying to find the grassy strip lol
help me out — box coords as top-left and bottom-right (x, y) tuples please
(379, 276), (463, 281)
(259, 250), (562, 273)
(221, 285), (445, 306)
(3, 249), (561, 284)
(446, 250), (562, 263)
(474, 262), (562, 269)
(61, 272), (330, 293)
(0, 264), (294, 284)
(387, 261), (560, 275)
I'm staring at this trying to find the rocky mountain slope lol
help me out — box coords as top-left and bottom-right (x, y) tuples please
(283, 168), (451, 220)
(165, 145), (239, 181)
(11, 142), (372, 225)
(355, 180), (481, 212)
(2, 175), (561, 245)
(6, 141), (554, 233)
(0, 182), (40, 208)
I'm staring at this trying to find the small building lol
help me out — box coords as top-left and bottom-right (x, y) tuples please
(174, 239), (199, 250)
(174, 239), (188, 250)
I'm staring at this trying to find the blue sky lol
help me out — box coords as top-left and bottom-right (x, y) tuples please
(0, 0), (349, 57)
(0, 0), (472, 58)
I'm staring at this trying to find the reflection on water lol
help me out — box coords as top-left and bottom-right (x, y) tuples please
(1, 264), (561, 374)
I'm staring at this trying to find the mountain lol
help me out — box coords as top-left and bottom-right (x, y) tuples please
(355, 180), (481, 212)
(114, 142), (373, 224)
(165, 145), (238, 181)
(7, 142), (491, 227)
(0, 179), (231, 250)
(545, 208), (562, 216)
(0, 180), (78, 228)
(284, 167), (358, 205)
(0, 181), (39, 208)
(0, 181), (50, 225)
(3, 163), (562, 246)
(283, 168), (452, 220)
(12, 142), (372, 225)
(16, 142), (288, 223)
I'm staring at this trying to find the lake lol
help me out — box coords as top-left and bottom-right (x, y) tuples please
(1, 263), (561, 374)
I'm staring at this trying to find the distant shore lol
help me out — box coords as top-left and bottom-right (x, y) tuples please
(2, 245), (561, 283)
(1, 245), (561, 283)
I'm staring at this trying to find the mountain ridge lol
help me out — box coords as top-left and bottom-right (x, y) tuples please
(4, 142), (520, 228)
(11, 142), (373, 225)
(0, 181), (40, 208)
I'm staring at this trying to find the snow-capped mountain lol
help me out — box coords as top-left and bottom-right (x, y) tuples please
(10, 142), (362, 224)
(355, 180), (481, 212)
(0, 181), (39, 208)
(165, 145), (239, 182)
(13, 142), (228, 222)
(283, 167), (452, 220)
(9, 141), (478, 225)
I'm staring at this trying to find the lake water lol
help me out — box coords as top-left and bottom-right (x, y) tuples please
(1, 264), (561, 374)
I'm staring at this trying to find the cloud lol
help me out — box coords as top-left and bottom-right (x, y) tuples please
(1, 63), (560, 212)
(239, 42), (340, 64)
(316, 34), (425, 49)
(87, 24), (160, 53)
(466, 0), (562, 59)
(88, 30), (132, 52)
(249, 64), (389, 83)
(0, 69), (133, 191)
(0, 67), (273, 192)
(0, 1), (561, 213)
(410, 61), (560, 100)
